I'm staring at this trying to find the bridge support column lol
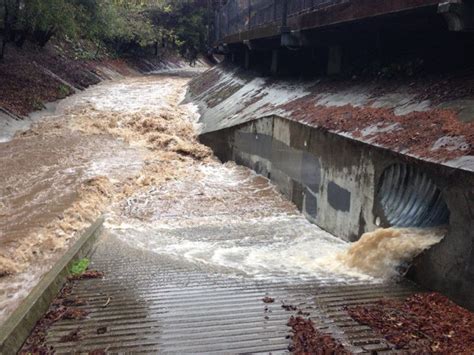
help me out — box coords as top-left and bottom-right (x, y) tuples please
(244, 49), (251, 69)
(271, 49), (279, 75)
(438, 1), (474, 31)
(327, 45), (342, 75)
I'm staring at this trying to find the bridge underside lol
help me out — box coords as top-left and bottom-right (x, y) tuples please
(214, 0), (474, 76)
(221, 0), (443, 44)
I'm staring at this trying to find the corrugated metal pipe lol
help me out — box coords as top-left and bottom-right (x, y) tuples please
(377, 164), (450, 227)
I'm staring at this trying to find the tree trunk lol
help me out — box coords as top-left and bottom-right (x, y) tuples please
(15, 31), (26, 48)
(40, 31), (54, 47)
(2, 1), (9, 60)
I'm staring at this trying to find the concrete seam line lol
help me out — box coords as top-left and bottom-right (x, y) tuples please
(0, 216), (105, 355)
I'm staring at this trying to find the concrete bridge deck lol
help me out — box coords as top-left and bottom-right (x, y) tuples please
(215, 0), (443, 45)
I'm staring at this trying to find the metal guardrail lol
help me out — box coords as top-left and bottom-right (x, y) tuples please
(213, 0), (348, 43)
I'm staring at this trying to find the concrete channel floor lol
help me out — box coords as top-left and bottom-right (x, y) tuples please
(40, 163), (420, 354)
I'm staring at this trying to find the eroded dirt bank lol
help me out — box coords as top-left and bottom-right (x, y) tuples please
(0, 42), (193, 118)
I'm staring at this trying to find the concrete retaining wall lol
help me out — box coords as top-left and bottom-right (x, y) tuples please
(200, 115), (474, 310)
(0, 217), (104, 354)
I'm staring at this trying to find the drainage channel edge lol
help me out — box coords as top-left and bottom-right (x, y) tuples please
(0, 216), (104, 355)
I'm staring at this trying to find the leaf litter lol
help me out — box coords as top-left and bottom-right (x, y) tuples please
(347, 292), (474, 353)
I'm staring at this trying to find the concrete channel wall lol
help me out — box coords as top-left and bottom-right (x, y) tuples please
(0, 218), (104, 354)
(200, 115), (474, 310)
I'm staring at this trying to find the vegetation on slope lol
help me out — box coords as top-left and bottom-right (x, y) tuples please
(0, 0), (208, 62)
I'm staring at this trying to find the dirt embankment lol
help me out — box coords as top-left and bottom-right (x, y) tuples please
(0, 40), (191, 118)
(1, 44), (106, 117)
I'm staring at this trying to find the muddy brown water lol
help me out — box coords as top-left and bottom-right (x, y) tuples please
(0, 73), (443, 327)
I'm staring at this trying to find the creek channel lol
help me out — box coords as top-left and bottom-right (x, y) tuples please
(0, 72), (443, 325)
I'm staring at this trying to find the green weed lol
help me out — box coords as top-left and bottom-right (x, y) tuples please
(58, 84), (72, 98)
(70, 258), (90, 276)
(32, 98), (44, 111)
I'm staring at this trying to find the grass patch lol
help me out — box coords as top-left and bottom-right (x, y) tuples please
(57, 84), (72, 98)
(69, 258), (90, 276)
(31, 98), (45, 111)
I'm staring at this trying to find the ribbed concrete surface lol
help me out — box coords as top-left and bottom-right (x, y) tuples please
(44, 233), (419, 354)
(39, 163), (424, 353)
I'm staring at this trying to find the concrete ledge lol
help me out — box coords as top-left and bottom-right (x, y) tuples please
(0, 217), (104, 354)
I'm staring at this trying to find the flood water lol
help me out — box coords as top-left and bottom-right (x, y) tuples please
(107, 162), (364, 281)
(0, 72), (443, 324)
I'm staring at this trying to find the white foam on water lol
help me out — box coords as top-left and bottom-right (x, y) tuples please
(108, 217), (367, 281)
(107, 160), (446, 284)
